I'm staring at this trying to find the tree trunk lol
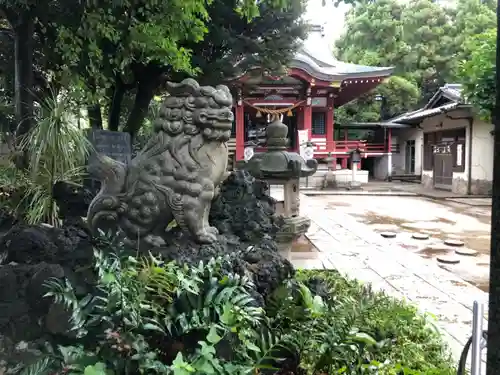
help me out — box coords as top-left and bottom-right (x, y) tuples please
(87, 104), (103, 129)
(123, 77), (157, 139)
(13, 14), (34, 140)
(108, 77), (126, 131)
(486, 3), (500, 373)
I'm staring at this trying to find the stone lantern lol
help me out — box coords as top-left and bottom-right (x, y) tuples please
(322, 152), (336, 189)
(244, 116), (318, 260)
(348, 148), (362, 190)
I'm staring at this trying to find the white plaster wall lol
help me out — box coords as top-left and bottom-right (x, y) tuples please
(392, 128), (423, 174)
(470, 120), (494, 181)
(422, 170), (433, 179)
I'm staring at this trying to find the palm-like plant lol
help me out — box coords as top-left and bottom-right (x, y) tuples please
(0, 88), (91, 226)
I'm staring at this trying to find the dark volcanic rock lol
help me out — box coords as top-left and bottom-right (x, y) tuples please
(0, 222), (95, 345)
(157, 170), (293, 301)
(0, 208), (17, 233)
(157, 231), (293, 302)
(0, 260), (93, 341)
(52, 181), (96, 222)
(2, 223), (93, 266)
(0, 170), (294, 369)
(0, 263), (64, 341)
(26, 263), (65, 311)
(210, 170), (279, 242)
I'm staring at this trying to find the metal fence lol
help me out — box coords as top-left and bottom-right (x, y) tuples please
(457, 301), (488, 375)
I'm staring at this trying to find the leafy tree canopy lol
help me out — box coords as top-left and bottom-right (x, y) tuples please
(333, 0), (496, 124)
(457, 28), (496, 122)
(0, 0), (307, 137)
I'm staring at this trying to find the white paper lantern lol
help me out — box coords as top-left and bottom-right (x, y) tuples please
(244, 147), (254, 161)
(303, 146), (314, 160)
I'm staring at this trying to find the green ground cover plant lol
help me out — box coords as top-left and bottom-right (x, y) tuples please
(295, 270), (456, 375)
(18, 235), (457, 375)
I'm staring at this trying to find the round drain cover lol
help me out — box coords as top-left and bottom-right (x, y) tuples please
(437, 255), (461, 264)
(455, 248), (478, 256)
(380, 231), (397, 238)
(444, 239), (465, 247)
(412, 233), (429, 240)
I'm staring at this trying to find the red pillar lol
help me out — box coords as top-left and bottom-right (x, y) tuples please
(235, 104), (244, 161)
(296, 108), (304, 151)
(303, 104), (312, 139)
(326, 96), (334, 152)
(341, 128), (348, 169)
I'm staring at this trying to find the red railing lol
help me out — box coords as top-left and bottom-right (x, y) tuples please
(312, 140), (388, 154)
(244, 141), (399, 158)
(335, 141), (386, 152)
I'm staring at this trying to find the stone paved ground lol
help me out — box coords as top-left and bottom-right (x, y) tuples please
(271, 188), (489, 373)
(313, 194), (492, 292)
(302, 180), (492, 199)
(447, 197), (492, 207)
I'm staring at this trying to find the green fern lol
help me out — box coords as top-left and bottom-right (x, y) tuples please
(164, 261), (263, 336)
(19, 357), (57, 375)
(31, 241), (329, 374)
(43, 277), (92, 337)
(249, 328), (298, 372)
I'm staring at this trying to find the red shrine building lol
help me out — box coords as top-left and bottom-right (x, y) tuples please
(227, 27), (394, 169)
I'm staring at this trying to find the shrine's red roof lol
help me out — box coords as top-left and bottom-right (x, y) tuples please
(231, 28), (394, 106)
(291, 31), (393, 81)
(233, 31), (393, 84)
(292, 46), (393, 82)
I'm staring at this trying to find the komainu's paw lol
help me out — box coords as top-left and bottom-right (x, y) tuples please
(144, 234), (166, 247)
(206, 226), (219, 236)
(194, 229), (218, 244)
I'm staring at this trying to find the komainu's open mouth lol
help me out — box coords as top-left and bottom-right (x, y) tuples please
(216, 120), (234, 130)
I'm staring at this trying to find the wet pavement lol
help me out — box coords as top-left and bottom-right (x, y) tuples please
(318, 195), (491, 292)
(291, 235), (317, 252)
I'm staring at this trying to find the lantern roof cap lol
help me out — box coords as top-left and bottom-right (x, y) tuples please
(244, 117), (317, 180)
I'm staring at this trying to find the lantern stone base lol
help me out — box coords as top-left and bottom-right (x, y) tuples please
(276, 242), (292, 261)
(300, 169), (369, 189)
(347, 181), (362, 190)
(275, 215), (311, 261)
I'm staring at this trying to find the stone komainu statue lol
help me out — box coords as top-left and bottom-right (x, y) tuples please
(87, 79), (234, 245)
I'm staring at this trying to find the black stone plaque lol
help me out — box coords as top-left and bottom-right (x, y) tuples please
(87, 129), (131, 166)
(85, 130), (131, 191)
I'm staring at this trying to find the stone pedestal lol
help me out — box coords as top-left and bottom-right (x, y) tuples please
(275, 215), (311, 261)
(271, 179), (310, 260)
(283, 179), (300, 216)
(348, 163), (362, 190)
(322, 169), (337, 189)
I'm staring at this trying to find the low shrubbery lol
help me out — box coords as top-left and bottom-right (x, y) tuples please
(19, 235), (456, 375)
(295, 271), (456, 375)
